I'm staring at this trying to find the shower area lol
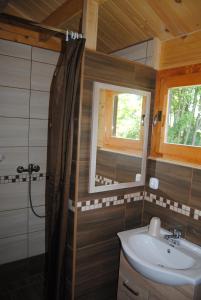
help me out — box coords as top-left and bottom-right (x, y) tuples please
(0, 38), (59, 299)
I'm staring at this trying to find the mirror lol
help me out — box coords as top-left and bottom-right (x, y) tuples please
(89, 82), (151, 193)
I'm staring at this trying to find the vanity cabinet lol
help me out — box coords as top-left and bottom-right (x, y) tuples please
(117, 252), (201, 300)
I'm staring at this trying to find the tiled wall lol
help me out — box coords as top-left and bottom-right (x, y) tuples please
(144, 159), (201, 246)
(73, 50), (156, 300)
(0, 39), (59, 264)
(112, 39), (154, 67)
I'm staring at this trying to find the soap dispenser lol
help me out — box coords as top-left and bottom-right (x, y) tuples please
(148, 217), (161, 237)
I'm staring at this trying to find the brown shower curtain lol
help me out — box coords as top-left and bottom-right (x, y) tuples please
(45, 38), (85, 300)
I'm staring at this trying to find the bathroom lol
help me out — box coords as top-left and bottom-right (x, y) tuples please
(0, 1), (201, 300)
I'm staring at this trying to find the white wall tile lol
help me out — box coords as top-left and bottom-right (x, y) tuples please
(0, 234), (27, 264)
(113, 41), (147, 61)
(29, 147), (47, 173)
(0, 147), (28, 175)
(32, 47), (59, 65)
(29, 119), (48, 146)
(0, 208), (27, 238)
(146, 56), (153, 67)
(147, 39), (154, 57)
(0, 55), (31, 88)
(29, 181), (45, 207)
(0, 117), (29, 147)
(28, 230), (45, 257)
(31, 61), (55, 91)
(0, 182), (28, 211)
(30, 90), (49, 119)
(0, 86), (29, 118)
(0, 39), (31, 59)
(29, 206), (45, 232)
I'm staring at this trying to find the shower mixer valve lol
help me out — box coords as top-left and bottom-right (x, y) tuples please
(17, 164), (40, 174)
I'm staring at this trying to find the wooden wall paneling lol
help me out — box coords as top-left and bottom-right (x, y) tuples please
(0, 22), (61, 51)
(160, 30), (201, 70)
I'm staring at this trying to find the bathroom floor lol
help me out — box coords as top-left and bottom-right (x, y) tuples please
(0, 255), (44, 300)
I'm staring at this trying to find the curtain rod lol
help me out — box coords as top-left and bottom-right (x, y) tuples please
(0, 13), (83, 39)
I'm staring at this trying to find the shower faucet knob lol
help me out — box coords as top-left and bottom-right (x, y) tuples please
(17, 166), (25, 173)
(32, 164), (40, 172)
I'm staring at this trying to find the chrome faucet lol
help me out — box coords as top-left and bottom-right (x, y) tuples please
(164, 228), (182, 246)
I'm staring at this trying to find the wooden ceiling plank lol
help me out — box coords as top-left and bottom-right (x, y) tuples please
(0, 0), (9, 12)
(146, 0), (186, 36)
(41, 0), (83, 27)
(39, 0), (83, 41)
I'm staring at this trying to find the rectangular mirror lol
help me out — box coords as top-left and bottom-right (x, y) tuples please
(89, 82), (151, 193)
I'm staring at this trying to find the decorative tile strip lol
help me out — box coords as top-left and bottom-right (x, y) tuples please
(0, 173), (47, 184)
(77, 191), (144, 212)
(95, 174), (119, 185)
(144, 191), (201, 222)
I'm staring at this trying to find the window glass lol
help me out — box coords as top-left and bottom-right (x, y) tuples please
(166, 85), (201, 146)
(112, 93), (143, 140)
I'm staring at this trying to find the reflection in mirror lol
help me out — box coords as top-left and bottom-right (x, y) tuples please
(89, 82), (151, 193)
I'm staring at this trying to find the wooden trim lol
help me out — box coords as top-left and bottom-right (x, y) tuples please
(82, 0), (98, 50)
(151, 64), (201, 164)
(0, 21), (61, 51)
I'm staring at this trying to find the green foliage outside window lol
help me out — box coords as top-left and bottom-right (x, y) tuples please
(166, 85), (201, 146)
(112, 93), (142, 140)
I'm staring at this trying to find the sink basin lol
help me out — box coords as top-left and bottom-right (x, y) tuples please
(118, 226), (201, 286)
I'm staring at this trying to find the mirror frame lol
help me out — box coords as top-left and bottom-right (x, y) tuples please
(89, 81), (151, 193)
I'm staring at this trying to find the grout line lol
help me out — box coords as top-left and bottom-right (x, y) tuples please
(0, 115), (48, 120)
(0, 83), (50, 93)
(0, 52), (57, 66)
(27, 45), (32, 259)
(0, 229), (45, 241)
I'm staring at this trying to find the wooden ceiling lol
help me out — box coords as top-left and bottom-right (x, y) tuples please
(3, 0), (201, 53)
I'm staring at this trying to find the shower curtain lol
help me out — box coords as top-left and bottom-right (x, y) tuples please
(45, 38), (85, 300)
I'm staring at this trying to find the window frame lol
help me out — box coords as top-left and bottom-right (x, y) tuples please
(151, 65), (201, 165)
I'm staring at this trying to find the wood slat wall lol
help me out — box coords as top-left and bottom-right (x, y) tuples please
(160, 30), (201, 69)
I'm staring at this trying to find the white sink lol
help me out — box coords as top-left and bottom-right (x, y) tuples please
(118, 226), (201, 286)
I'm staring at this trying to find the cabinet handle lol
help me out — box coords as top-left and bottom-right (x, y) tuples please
(123, 280), (139, 296)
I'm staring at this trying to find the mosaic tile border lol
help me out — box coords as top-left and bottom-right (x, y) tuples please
(0, 173), (47, 184)
(95, 174), (119, 185)
(76, 192), (144, 212)
(144, 191), (201, 222)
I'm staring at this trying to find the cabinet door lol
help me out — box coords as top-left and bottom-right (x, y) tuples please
(117, 275), (149, 300)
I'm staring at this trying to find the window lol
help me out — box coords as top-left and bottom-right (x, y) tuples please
(166, 85), (201, 147)
(151, 66), (201, 164)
